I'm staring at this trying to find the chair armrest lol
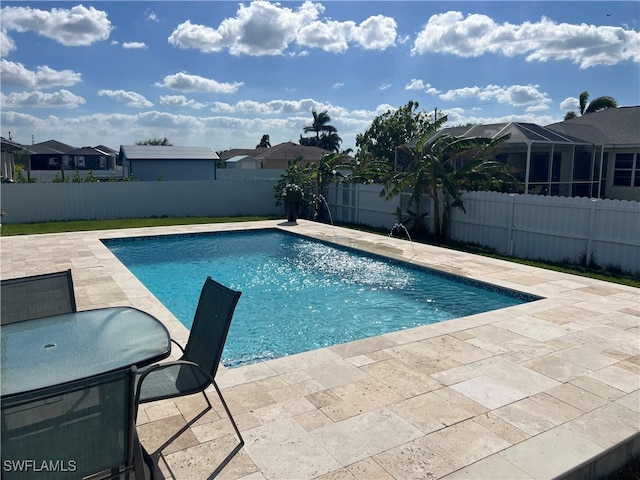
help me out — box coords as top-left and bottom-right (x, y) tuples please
(134, 360), (213, 412)
(170, 338), (186, 354)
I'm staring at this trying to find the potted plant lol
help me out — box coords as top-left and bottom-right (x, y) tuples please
(281, 183), (304, 223)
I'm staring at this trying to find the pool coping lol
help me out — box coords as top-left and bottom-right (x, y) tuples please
(2, 219), (639, 480)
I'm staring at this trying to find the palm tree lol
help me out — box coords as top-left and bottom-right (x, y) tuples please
(564, 91), (618, 120)
(256, 134), (271, 148)
(382, 116), (511, 238)
(317, 132), (342, 152)
(300, 110), (342, 152)
(304, 110), (336, 139)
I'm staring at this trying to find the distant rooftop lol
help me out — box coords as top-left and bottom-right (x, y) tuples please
(119, 145), (219, 160)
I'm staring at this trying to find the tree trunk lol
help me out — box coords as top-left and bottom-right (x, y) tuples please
(431, 190), (441, 238)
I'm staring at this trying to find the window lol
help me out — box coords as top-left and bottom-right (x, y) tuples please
(572, 149), (592, 181)
(613, 153), (639, 187)
(530, 154), (550, 182)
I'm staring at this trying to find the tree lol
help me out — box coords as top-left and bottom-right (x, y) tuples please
(564, 91), (618, 120)
(355, 100), (433, 169)
(135, 137), (173, 146)
(273, 158), (310, 208)
(256, 134), (271, 148)
(299, 110), (342, 152)
(382, 116), (512, 239)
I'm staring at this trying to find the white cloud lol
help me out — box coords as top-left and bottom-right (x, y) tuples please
(378, 83), (392, 91)
(442, 108), (558, 128)
(350, 15), (397, 50)
(412, 11), (640, 68)
(1, 89), (85, 108)
(159, 95), (207, 109)
(122, 42), (147, 49)
(296, 19), (354, 53)
(1, 60), (82, 89)
(525, 103), (549, 112)
(333, 82), (344, 89)
(560, 97), (579, 110)
(405, 79), (441, 95)
(1, 87), (569, 154)
(1, 4), (112, 47)
(169, 0), (396, 56)
(1, 29), (16, 56)
(439, 84), (551, 107)
(98, 90), (153, 108)
(147, 11), (159, 23)
(168, 20), (225, 53)
(155, 72), (243, 94)
(212, 98), (335, 115)
(405, 79), (426, 90)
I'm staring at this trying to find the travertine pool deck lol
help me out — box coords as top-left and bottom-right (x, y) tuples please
(1, 220), (638, 480)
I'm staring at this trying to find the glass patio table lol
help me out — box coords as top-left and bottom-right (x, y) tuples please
(1, 306), (171, 398)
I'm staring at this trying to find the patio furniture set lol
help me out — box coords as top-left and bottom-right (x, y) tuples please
(0, 271), (244, 479)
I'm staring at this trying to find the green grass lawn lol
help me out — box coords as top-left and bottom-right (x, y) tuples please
(0, 216), (279, 235)
(2, 216), (638, 288)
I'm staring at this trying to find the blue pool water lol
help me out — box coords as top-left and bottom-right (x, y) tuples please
(104, 230), (536, 367)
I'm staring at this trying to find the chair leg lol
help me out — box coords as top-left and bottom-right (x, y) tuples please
(150, 401), (213, 456)
(132, 430), (151, 480)
(208, 380), (245, 479)
(202, 389), (212, 409)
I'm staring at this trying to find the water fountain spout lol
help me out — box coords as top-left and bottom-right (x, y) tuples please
(389, 222), (415, 255)
(315, 194), (335, 227)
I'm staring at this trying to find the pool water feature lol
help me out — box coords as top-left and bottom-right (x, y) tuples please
(104, 230), (538, 367)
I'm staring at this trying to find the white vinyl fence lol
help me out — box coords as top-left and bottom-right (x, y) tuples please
(2, 178), (639, 272)
(325, 184), (640, 273)
(0, 171), (284, 224)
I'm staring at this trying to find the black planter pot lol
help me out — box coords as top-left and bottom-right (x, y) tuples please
(285, 201), (299, 223)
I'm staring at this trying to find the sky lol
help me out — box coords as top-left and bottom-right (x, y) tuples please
(1, 1), (639, 153)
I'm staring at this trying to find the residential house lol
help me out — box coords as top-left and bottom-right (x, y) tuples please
(26, 140), (75, 172)
(225, 155), (262, 169)
(67, 146), (117, 172)
(119, 145), (218, 181)
(546, 106), (640, 201)
(219, 142), (332, 169)
(0, 137), (27, 181)
(7, 140), (120, 181)
(414, 106), (639, 201)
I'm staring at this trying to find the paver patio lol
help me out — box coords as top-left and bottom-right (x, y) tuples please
(1, 220), (638, 479)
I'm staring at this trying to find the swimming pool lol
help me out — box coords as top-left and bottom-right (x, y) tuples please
(104, 230), (538, 367)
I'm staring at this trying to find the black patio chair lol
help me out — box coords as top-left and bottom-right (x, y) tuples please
(1, 269), (77, 325)
(135, 276), (244, 478)
(1, 366), (149, 480)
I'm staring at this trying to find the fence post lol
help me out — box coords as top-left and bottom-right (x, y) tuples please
(586, 198), (598, 263)
(507, 194), (516, 255)
(354, 184), (359, 224)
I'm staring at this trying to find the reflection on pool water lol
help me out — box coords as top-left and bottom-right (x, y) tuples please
(104, 230), (538, 367)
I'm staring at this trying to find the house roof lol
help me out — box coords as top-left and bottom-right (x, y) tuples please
(119, 145), (219, 160)
(26, 144), (66, 155)
(545, 106), (640, 146)
(219, 142), (331, 161)
(1, 137), (27, 153)
(423, 122), (586, 146)
(94, 145), (117, 155)
(68, 146), (108, 156)
(30, 140), (77, 154)
(226, 155), (261, 163)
